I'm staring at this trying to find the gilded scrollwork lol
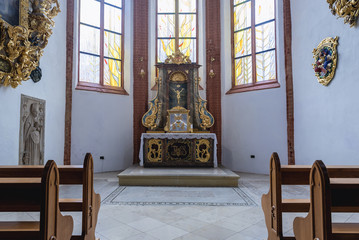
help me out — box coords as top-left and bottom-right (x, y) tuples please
(198, 98), (214, 130)
(142, 77), (162, 130)
(147, 139), (162, 162)
(143, 98), (161, 130)
(0, 0), (60, 88)
(195, 139), (211, 163)
(164, 50), (191, 65)
(327, 0), (359, 27)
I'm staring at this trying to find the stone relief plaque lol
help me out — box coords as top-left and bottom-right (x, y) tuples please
(19, 94), (45, 165)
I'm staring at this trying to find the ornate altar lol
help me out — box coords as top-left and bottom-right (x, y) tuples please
(141, 51), (216, 168)
(140, 133), (217, 168)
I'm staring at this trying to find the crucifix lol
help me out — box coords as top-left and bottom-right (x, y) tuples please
(172, 87), (184, 106)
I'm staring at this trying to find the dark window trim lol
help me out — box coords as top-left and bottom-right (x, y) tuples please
(77, 0), (127, 95)
(227, 0), (278, 95)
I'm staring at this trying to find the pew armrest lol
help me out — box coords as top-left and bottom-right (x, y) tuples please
(282, 199), (310, 212)
(59, 198), (83, 211)
(0, 221), (39, 231)
(332, 223), (359, 234)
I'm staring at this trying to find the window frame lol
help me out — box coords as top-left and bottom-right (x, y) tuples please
(76, 0), (128, 95)
(227, 0), (279, 95)
(155, 0), (199, 64)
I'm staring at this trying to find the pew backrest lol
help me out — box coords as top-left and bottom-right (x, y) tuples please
(0, 160), (74, 240)
(0, 153), (100, 240)
(293, 160), (359, 240)
(262, 152), (359, 240)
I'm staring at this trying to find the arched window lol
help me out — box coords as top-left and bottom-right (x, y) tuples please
(77, 0), (126, 94)
(230, 0), (278, 94)
(156, 0), (197, 63)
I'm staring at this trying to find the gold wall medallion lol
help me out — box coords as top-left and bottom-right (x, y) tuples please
(313, 37), (339, 86)
(327, 0), (359, 27)
(0, 0), (60, 88)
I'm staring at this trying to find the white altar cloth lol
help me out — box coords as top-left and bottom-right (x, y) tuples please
(139, 133), (218, 167)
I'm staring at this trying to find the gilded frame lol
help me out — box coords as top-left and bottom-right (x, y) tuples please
(313, 37), (339, 86)
(0, 0), (28, 27)
(0, 0), (60, 88)
(165, 106), (193, 133)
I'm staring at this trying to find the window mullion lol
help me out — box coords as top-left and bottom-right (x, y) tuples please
(100, 0), (105, 86)
(175, 0), (179, 51)
(251, 0), (256, 85)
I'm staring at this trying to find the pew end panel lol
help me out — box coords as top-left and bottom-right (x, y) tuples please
(0, 153), (100, 240)
(82, 153), (101, 240)
(293, 161), (333, 240)
(41, 160), (74, 240)
(0, 161), (73, 240)
(262, 152), (284, 240)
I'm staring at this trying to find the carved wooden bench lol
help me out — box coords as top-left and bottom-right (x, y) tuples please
(293, 160), (359, 240)
(0, 160), (74, 240)
(0, 153), (101, 240)
(261, 152), (359, 240)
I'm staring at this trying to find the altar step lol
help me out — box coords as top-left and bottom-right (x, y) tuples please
(117, 165), (240, 187)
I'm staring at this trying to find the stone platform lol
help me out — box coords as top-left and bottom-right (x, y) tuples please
(117, 165), (240, 187)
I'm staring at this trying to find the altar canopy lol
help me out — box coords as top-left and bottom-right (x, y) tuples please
(141, 51), (216, 167)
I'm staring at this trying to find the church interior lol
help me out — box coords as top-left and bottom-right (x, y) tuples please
(1, 0), (359, 239)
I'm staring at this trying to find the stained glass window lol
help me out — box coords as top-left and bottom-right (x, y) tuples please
(231, 0), (277, 92)
(157, 0), (197, 63)
(78, 0), (125, 94)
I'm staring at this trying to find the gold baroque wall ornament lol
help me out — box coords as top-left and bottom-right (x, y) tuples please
(327, 0), (359, 27)
(0, 0), (60, 88)
(312, 36), (339, 86)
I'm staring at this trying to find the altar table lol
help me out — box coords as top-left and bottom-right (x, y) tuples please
(140, 133), (218, 168)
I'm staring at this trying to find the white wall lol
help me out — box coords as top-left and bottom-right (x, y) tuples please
(221, 0), (288, 174)
(0, 0), (67, 165)
(71, 0), (133, 172)
(291, 0), (359, 165)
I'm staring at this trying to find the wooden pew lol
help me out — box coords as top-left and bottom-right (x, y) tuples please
(261, 152), (359, 240)
(0, 160), (73, 240)
(0, 153), (101, 240)
(293, 160), (359, 240)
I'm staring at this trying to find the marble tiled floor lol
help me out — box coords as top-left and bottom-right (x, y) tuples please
(1, 171), (358, 240)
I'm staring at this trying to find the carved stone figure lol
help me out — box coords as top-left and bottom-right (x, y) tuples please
(19, 95), (45, 165)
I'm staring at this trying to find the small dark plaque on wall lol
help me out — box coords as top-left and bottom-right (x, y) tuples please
(0, 0), (20, 26)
